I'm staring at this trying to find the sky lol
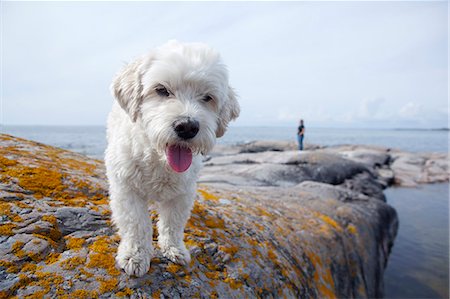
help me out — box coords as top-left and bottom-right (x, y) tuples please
(1, 1), (448, 128)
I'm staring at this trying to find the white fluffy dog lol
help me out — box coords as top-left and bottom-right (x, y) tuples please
(105, 41), (239, 277)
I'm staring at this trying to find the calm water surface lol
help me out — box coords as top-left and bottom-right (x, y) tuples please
(384, 183), (449, 299)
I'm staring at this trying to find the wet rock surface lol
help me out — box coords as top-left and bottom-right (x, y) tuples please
(0, 135), (446, 298)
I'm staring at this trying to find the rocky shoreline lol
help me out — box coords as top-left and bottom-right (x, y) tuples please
(0, 135), (447, 298)
(206, 140), (448, 189)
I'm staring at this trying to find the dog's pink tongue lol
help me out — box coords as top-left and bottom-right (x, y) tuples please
(167, 145), (192, 173)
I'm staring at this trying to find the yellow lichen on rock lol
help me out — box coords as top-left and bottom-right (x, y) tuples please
(0, 223), (17, 236)
(60, 256), (86, 270)
(98, 277), (119, 294)
(197, 188), (220, 201)
(65, 236), (86, 251)
(87, 237), (120, 276)
(115, 288), (133, 297)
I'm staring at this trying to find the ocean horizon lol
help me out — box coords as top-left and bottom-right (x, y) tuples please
(1, 125), (448, 159)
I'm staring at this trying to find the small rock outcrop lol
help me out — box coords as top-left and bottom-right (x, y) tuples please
(0, 135), (408, 298)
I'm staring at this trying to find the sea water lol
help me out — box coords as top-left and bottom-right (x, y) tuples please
(1, 125), (449, 297)
(1, 126), (448, 159)
(384, 183), (449, 299)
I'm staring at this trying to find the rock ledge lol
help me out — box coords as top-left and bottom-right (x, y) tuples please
(0, 135), (403, 298)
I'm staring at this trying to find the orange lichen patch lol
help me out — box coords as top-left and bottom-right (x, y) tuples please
(41, 215), (58, 225)
(98, 277), (118, 294)
(223, 276), (243, 290)
(247, 238), (260, 247)
(219, 245), (239, 257)
(347, 224), (358, 235)
(21, 263), (38, 273)
(0, 155), (18, 168)
(89, 236), (114, 254)
(90, 206), (100, 212)
(49, 226), (62, 241)
(254, 222), (265, 231)
(78, 267), (94, 279)
(257, 207), (273, 218)
(87, 236), (120, 276)
(61, 289), (99, 299)
(317, 268), (337, 299)
(10, 214), (24, 222)
(307, 251), (323, 268)
(90, 195), (108, 206)
(32, 233), (57, 249)
(152, 289), (162, 299)
(0, 201), (24, 222)
(60, 256), (86, 270)
(87, 253), (120, 276)
(166, 263), (182, 274)
(0, 223), (17, 236)
(267, 248), (277, 261)
(65, 236), (86, 251)
(0, 136), (107, 209)
(24, 289), (49, 299)
(60, 158), (97, 176)
(188, 201), (228, 235)
(25, 271), (66, 298)
(198, 189), (220, 201)
(208, 280), (218, 289)
(205, 271), (221, 280)
(0, 260), (19, 273)
(6, 274), (33, 296)
(11, 166), (64, 199)
(184, 274), (192, 284)
(115, 288), (133, 297)
(251, 248), (259, 258)
(67, 178), (93, 195)
(316, 213), (343, 233)
(0, 202), (11, 215)
(196, 255), (212, 269)
(204, 217), (225, 229)
(190, 201), (209, 219)
(45, 252), (61, 265)
(11, 241), (26, 258)
(101, 209), (111, 216)
(15, 201), (32, 209)
(305, 250), (337, 298)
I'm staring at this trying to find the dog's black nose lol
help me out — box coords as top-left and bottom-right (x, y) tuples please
(173, 118), (200, 140)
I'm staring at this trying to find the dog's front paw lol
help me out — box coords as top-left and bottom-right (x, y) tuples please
(160, 244), (191, 266)
(116, 242), (153, 277)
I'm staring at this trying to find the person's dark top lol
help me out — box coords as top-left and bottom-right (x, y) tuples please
(298, 125), (305, 136)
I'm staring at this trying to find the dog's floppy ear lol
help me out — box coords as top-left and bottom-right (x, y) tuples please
(111, 58), (147, 122)
(216, 87), (240, 138)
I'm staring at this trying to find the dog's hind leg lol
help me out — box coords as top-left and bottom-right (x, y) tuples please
(110, 186), (153, 277)
(157, 194), (194, 266)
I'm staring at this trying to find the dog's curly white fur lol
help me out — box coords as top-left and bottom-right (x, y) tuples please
(105, 41), (239, 277)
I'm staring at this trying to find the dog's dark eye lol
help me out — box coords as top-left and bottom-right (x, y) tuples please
(202, 95), (213, 102)
(155, 85), (170, 97)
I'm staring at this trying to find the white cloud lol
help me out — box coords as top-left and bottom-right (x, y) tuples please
(399, 102), (422, 119)
(355, 97), (386, 119)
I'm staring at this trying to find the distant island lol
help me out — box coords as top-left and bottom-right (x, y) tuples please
(393, 127), (449, 131)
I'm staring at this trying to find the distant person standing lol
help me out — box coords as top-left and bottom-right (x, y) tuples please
(297, 119), (305, 151)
